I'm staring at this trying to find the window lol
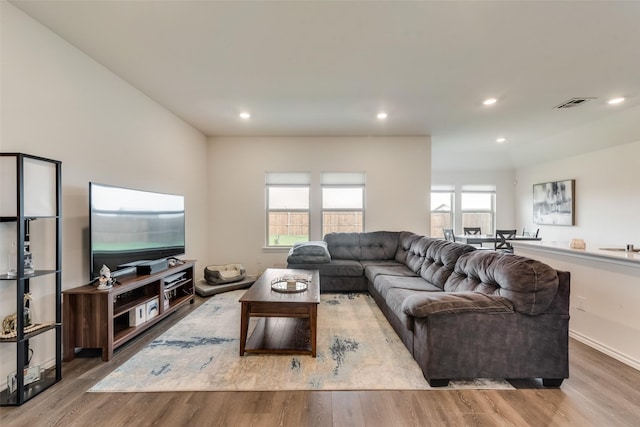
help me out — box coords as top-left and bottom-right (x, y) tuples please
(265, 172), (365, 246)
(461, 186), (495, 235)
(430, 189), (454, 238)
(322, 187), (364, 234)
(321, 173), (365, 236)
(266, 173), (310, 247)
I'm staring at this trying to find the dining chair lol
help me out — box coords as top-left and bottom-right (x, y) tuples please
(463, 227), (482, 235)
(463, 227), (486, 247)
(495, 229), (517, 252)
(522, 228), (540, 238)
(442, 228), (455, 242)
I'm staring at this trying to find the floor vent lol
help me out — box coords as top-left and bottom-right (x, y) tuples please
(554, 97), (596, 109)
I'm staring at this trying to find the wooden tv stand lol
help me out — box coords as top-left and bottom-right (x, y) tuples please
(63, 261), (195, 362)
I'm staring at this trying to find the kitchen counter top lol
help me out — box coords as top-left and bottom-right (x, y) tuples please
(511, 240), (640, 268)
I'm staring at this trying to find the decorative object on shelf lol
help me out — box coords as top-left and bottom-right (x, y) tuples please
(96, 264), (115, 290)
(0, 321), (56, 340)
(2, 293), (33, 334)
(533, 179), (575, 226)
(570, 239), (586, 249)
(23, 292), (32, 328)
(129, 304), (146, 326)
(167, 257), (184, 267)
(23, 241), (34, 276)
(146, 297), (159, 320)
(6, 241), (35, 278)
(6, 242), (17, 277)
(270, 274), (311, 293)
(7, 365), (42, 394)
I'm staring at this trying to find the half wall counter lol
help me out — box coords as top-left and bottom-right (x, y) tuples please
(512, 241), (640, 371)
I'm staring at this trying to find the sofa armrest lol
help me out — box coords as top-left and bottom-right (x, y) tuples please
(402, 292), (514, 317)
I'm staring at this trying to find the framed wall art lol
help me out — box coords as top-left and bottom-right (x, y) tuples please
(533, 179), (575, 225)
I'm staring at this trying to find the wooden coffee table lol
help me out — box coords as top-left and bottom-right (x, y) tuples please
(239, 268), (320, 357)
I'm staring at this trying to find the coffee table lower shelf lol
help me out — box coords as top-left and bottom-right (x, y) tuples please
(243, 317), (313, 356)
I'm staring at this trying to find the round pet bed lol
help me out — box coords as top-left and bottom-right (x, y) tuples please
(204, 263), (247, 285)
(195, 277), (256, 297)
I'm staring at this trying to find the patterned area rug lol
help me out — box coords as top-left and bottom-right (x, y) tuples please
(90, 290), (513, 392)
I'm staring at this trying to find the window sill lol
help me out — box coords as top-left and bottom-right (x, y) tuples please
(262, 246), (291, 252)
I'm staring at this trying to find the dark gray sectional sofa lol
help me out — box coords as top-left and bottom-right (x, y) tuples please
(287, 231), (570, 387)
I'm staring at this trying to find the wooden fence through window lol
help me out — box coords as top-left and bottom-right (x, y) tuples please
(268, 211), (363, 239)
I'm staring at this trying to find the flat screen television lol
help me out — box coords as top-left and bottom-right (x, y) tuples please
(89, 182), (185, 279)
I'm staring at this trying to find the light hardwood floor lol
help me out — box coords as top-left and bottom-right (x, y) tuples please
(2, 296), (639, 427)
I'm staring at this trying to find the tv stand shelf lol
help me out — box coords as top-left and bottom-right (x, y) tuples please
(164, 278), (189, 293)
(62, 261), (195, 362)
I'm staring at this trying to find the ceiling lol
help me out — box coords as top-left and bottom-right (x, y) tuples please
(10, 1), (640, 170)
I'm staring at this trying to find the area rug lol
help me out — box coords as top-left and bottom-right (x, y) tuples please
(90, 290), (513, 392)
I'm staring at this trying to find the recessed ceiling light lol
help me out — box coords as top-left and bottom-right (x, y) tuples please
(483, 98), (497, 106)
(239, 112), (251, 119)
(496, 137), (507, 143)
(377, 112), (388, 120)
(608, 97), (625, 105)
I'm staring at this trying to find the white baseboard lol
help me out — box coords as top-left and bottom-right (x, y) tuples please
(570, 329), (640, 372)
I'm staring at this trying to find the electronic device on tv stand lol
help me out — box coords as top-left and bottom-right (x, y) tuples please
(135, 259), (169, 275)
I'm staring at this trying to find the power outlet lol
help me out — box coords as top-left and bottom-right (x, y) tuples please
(576, 296), (587, 312)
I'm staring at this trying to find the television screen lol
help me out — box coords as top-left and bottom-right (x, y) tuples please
(89, 182), (185, 279)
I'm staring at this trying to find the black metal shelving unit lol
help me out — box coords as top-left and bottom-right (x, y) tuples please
(0, 153), (62, 406)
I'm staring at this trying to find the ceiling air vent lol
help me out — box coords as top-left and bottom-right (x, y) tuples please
(554, 97), (596, 109)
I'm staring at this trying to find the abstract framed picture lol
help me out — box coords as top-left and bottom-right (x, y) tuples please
(533, 179), (575, 225)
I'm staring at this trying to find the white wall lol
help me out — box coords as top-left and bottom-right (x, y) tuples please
(515, 140), (640, 246)
(0, 3), (209, 382)
(431, 169), (517, 233)
(207, 136), (431, 274)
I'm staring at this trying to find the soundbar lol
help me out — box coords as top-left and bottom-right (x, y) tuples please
(111, 266), (137, 278)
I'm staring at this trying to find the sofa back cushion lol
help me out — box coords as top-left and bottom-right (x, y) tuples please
(419, 239), (477, 289)
(360, 231), (400, 260)
(401, 235), (431, 273)
(394, 232), (420, 264)
(444, 251), (559, 315)
(324, 231), (400, 260)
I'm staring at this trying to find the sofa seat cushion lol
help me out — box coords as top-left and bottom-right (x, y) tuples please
(286, 241), (331, 264)
(360, 259), (406, 268)
(444, 251), (559, 315)
(402, 291), (514, 317)
(372, 274), (441, 300)
(314, 259), (363, 277)
(363, 262), (417, 283)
